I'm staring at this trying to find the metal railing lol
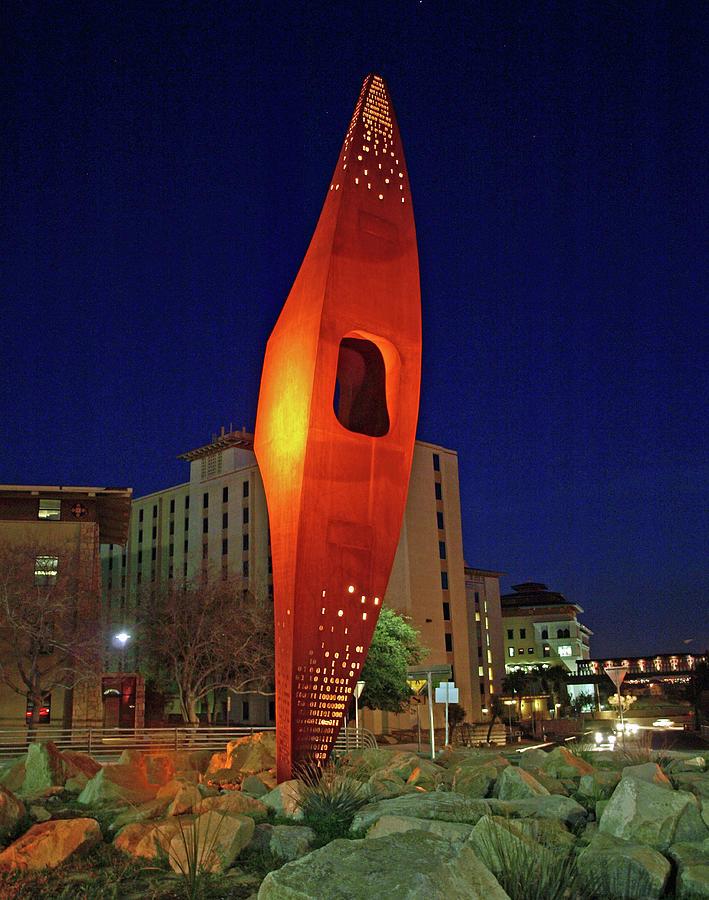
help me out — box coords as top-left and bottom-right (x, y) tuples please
(0, 724), (377, 761)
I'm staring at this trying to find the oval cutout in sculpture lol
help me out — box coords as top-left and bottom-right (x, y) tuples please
(333, 337), (389, 437)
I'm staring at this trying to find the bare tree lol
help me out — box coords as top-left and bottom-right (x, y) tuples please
(139, 575), (274, 725)
(0, 544), (100, 737)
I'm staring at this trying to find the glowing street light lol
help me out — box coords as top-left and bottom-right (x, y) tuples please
(114, 631), (131, 672)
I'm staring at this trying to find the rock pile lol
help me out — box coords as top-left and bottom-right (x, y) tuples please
(0, 735), (706, 898)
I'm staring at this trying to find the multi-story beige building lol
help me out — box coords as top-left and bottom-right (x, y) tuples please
(101, 428), (504, 731)
(0, 485), (131, 729)
(501, 581), (592, 674)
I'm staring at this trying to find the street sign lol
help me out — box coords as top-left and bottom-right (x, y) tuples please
(407, 664), (452, 679)
(434, 681), (459, 703)
(604, 666), (628, 689)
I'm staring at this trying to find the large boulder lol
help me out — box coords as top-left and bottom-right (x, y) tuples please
(599, 777), (709, 850)
(493, 766), (549, 801)
(0, 784), (26, 833)
(515, 748), (549, 771)
(77, 761), (158, 807)
(257, 831), (510, 899)
(498, 794), (587, 829)
(0, 759), (26, 793)
(194, 791), (269, 822)
(62, 750), (102, 792)
(109, 797), (172, 832)
(114, 818), (183, 859)
(577, 770), (621, 800)
(352, 792), (493, 832)
(168, 810), (255, 874)
(367, 813), (474, 843)
(22, 741), (65, 793)
(208, 731), (277, 778)
(250, 823), (318, 860)
(0, 817), (101, 871)
(262, 780), (303, 819)
(577, 831), (671, 899)
(621, 762), (672, 789)
(667, 840), (709, 900)
(452, 763), (497, 798)
(167, 783), (203, 816)
(541, 747), (594, 779)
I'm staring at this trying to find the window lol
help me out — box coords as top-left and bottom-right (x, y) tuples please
(508, 647), (515, 657)
(202, 544), (208, 559)
(541, 628), (548, 640)
(507, 629), (513, 640)
(558, 645), (573, 657)
(527, 648), (534, 654)
(438, 541), (446, 560)
(184, 539), (189, 553)
(520, 628), (526, 639)
(243, 481), (249, 498)
(151, 547), (156, 561)
(242, 700), (249, 720)
(184, 517), (189, 532)
(242, 560), (249, 577)
(222, 512), (228, 529)
(434, 482), (442, 501)
(222, 486), (228, 503)
(169, 544), (174, 558)
(432, 453), (440, 472)
(108, 556), (113, 570)
(138, 508), (144, 522)
(444, 633), (453, 652)
(268, 700), (276, 720)
(203, 492), (209, 509)
(183, 561), (188, 577)
(35, 556), (58, 584)
(543, 646), (550, 658)
(222, 538), (228, 556)
(436, 511), (444, 530)
(478, 666), (484, 677)
(440, 571), (449, 590)
(242, 507), (249, 525)
(137, 550), (143, 564)
(202, 518), (208, 534)
(152, 505), (157, 518)
(475, 591), (480, 604)
(518, 648), (524, 655)
(152, 525), (157, 540)
(242, 534), (249, 552)
(138, 529), (143, 544)
(442, 602), (450, 621)
(169, 521), (174, 536)
(185, 495), (190, 510)
(478, 645), (483, 657)
(169, 499), (175, 514)
(38, 499), (61, 520)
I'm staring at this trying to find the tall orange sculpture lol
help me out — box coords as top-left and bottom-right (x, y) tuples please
(254, 74), (421, 781)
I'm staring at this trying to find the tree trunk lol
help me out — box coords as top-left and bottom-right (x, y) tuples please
(486, 714), (498, 743)
(26, 690), (42, 746)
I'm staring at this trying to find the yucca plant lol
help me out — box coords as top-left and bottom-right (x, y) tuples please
(295, 760), (369, 844)
(472, 816), (587, 900)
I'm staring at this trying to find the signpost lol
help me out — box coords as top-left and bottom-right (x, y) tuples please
(434, 681), (459, 746)
(407, 664), (452, 759)
(604, 665), (628, 746)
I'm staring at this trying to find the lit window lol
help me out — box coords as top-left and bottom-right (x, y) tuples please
(527, 648), (534, 654)
(518, 648), (524, 655)
(35, 556), (58, 584)
(38, 499), (61, 520)
(508, 647), (515, 658)
(558, 645), (573, 657)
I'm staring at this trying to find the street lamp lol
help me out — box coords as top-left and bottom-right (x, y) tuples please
(114, 632), (131, 673)
(504, 699), (516, 731)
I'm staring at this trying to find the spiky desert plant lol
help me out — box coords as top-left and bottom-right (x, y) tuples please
(472, 817), (587, 900)
(295, 760), (369, 844)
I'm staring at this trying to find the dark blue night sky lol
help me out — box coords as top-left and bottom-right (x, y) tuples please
(3, 2), (707, 657)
